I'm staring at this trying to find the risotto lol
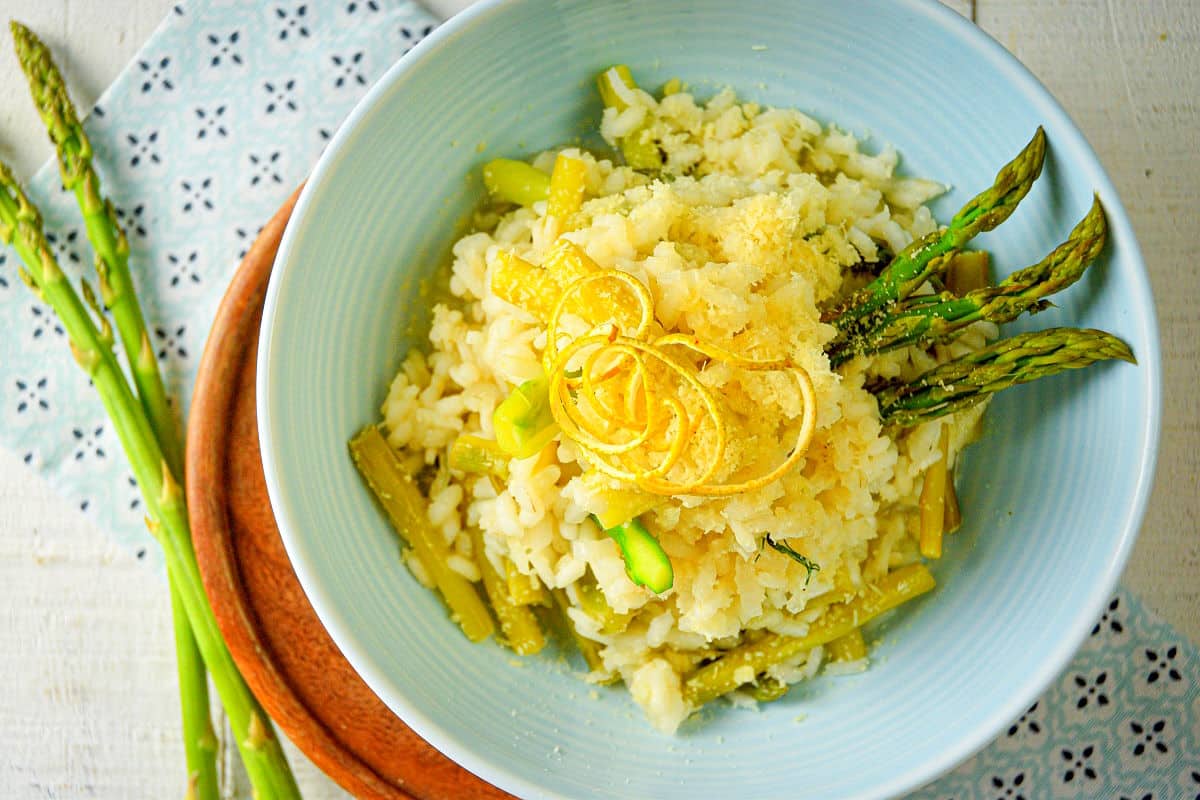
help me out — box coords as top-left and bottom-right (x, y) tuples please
(358, 68), (1017, 734)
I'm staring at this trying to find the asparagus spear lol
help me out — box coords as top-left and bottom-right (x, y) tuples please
(828, 196), (1107, 365)
(825, 128), (1047, 337)
(9, 23), (220, 799)
(875, 327), (1135, 428)
(11, 23), (182, 473)
(0, 163), (301, 800)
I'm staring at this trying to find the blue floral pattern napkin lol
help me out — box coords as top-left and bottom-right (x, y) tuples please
(0, 2), (1195, 797)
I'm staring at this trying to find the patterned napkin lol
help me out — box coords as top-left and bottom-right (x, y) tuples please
(0, 1), (1195, 797)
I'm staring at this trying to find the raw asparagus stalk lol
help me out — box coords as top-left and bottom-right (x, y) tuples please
(828, 195), (1107, 365)
(825, 128), (1047, 338)
(9, 23), (220, 799)
(0, 163), (301, 800)
(12, 22), (182, 472)
(172, 582), (219, 800)
(875, 327), (1135, 428)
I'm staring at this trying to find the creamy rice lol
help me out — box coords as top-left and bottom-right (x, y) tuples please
(379, 84), (991, 733)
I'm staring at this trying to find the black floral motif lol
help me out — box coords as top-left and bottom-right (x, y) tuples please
(194, 105), (229, 140)
(154, 324), (188, 360)
(167, 251), (201, 288)
(44, 229), (82, 265)
(275, 4), (310, 40)
(1091, 596), (1125, 636)
(331, 52), (367, 88)
(1073, 671), (1109, 709)
(990, 771), (1027, 800)
(346, 0), (380, 12)
(127, 475), (142, 512)
(1143, 646), (1182, 685)
(400, 23), (435, 48)
(1006, 701), (1042, 737)
(1129, 719), (1169, 756)
(29, 302), (65, 340)
(22, 450), (35, 466)
(207, 31), (243, 67)
(0, 251), (8, 288)
(126, 130), (161, 168)
(181, 178), (215, 213)
(1061, 745), (1098, 783)
(1190, 769), (1200, 800)
(14, 377), (50, 414)
(1119, 794), (1153, 800)
(235, 224), (265, 260)
(264, 80), (298, 114)
(248, 152), (284, 186)
(115, 203), (148, 238)
(72, 425), (107, 461)
(137, 56), (174, 93)
(318, 127), (332, 141)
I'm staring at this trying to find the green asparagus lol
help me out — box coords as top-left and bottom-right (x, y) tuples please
(9, 23), (222, 799)
(875, 327), (1135, 428)
(825, 128), (1046, 338)
(829, 196), (1108, 365)
(0, 162), (300, 799)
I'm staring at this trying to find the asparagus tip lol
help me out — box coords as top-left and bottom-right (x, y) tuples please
(10, 19), (35, 54)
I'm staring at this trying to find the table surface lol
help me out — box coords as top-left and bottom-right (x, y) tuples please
(1, 1), (1196, 797)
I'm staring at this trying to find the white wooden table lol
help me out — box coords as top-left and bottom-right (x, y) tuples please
(1, 1), (1196, 797)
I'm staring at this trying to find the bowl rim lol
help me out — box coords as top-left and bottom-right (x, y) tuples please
(257, 1), (1163, 797)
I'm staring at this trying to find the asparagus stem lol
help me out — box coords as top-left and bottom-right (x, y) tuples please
(829, 196), (1108, 365)
(825, 128), (1047, 339)
(9, 23), (223, 798)
(875, 327), (1136, 427)
(170, 580), (220, 800)
(0, 164), (300, 800)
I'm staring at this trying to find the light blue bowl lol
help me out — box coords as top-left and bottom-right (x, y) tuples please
(258, 1), (1161, 797)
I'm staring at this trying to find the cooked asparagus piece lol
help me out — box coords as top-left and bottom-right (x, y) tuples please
(828, 196), (1107, 365)
(349, 426), (495, 643)
(482, 158), (551, 206)
(448, 433), (510, 478)
(469, 529), (545, 656)
(683, 564), (935, 707)
(493, 375), (560, 458)
(944, 250), (991, 295)
(825, 128), (1046, 337)
(596, 65), (664, 171)
(596, 516), (673, 594)
(827, 629), (868, 663)
(748, 676), (790, 702)
(876, 327), (1136, 428)
(550, 588), (619, 684)
(0, 161), (300, 800)
(505, 561), (548, 606)
(575, 575), (633, 635)
(918, 426), (951, 559)
(943, 463), (962, 535)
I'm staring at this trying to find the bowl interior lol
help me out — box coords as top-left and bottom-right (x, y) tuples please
(258, 1), (1160, 797)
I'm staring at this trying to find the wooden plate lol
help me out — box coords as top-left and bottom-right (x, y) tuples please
(186, 189), (513, 800)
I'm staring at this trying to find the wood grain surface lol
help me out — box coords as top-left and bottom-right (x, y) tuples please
(0, 1), (1196, 798)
